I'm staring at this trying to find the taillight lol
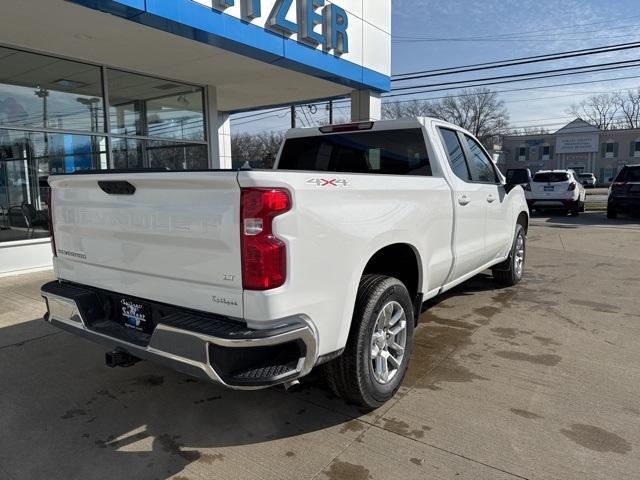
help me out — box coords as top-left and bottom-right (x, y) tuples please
(47, 187), (56, 257)
(524, 183), (531, 192)
(568, 182), (576, 191)
(612, 182), (627, 187)
(240, 188), (291, 290)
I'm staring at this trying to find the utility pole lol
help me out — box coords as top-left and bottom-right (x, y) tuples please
(290, 105), (296, 128)
(329, 100), (333, 124)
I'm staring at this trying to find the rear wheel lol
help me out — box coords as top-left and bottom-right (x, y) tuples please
(492, 224), (526, 286)
(570, 201), (580, 216)
(607, 206), (618, 219)
(322, 275), (414, 410)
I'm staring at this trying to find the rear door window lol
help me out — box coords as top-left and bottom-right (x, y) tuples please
(277, 129), (431, 175)
(464, 135), (499, 183)
(439, 128), (471, 181)
(533, 172), (570, 183)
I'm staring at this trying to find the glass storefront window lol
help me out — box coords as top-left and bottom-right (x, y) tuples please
(107, 69), (205, 142)
(111, 137), (143, 170)
(0, 47), (104, 133)
(1, 128), (107, 242)
(147, 140), (208, 170)
(0, 46), (210, 244)
(111, 137), (208, 170)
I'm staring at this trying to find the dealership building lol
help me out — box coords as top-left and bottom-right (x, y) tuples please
(500, 118), (640, 184)
(0, 0), (391, 275)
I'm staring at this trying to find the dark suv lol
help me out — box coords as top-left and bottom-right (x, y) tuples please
(607, 165), (640, 219)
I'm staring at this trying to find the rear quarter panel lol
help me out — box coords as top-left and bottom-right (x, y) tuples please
(238, 170), (453, 355)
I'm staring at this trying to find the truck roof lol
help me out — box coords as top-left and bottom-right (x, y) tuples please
(284, 117), (458, 139)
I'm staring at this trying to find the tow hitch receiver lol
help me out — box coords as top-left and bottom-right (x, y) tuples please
(105, 348), (141, 368)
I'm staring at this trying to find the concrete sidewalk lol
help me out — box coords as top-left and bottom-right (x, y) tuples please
(1, 212), (638, 480)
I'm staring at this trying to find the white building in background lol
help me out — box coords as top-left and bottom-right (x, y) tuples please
(501, 118), (640, 184)
(0, 0), (391, 275)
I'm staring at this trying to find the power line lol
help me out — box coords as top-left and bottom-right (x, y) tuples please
(383, 66), (640, 99)
(392, 15), (640, 43)
(393, 32), (640, 44)
(392, 41), (640, 81)
(392, 58), (640, 93)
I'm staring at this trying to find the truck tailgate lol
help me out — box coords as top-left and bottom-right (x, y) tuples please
(49, 172), (243, 318)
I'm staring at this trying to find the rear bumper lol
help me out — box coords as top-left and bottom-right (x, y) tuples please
(41, 281), (318, 389)
(527, 199), (579, 209)
(608, 197), (640, 212)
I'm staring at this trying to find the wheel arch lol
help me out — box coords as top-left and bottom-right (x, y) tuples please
(516, 210), (529, 234)
(361, 242), (423, 301)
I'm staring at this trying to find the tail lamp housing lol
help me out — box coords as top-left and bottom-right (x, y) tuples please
(568, 182), (576, 192)
(240, 188), (291, 290)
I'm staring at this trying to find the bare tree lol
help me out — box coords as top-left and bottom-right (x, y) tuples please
(383, 88), (509, 147)
(569, 93), (618, 130)
(382, 99), (432, 120)
(231, 131), (285, 169)
(510, 126), (550, 136)
(613, 89), (640, 129)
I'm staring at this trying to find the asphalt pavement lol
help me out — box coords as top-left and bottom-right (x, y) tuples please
(1, 211), (639, 480)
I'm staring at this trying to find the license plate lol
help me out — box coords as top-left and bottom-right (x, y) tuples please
(119, 297), (152, 333)
(544, 186), (554, 192)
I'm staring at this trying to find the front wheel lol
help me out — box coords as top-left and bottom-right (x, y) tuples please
(492, 223), (526, 286)
(322, 275), (415, 410)
(607, 206), (617, 219)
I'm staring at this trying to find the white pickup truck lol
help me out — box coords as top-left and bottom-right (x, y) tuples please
(42, 118), (529, 409)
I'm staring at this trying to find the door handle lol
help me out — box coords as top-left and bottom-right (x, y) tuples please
(487, 194), (496, 203)
(458, 195), (471, 206)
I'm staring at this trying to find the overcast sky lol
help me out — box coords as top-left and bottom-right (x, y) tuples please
(233, 0), (640, 135)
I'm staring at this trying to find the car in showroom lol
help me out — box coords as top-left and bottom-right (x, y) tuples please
(607, 164), (640, 218)
(527, 169), (586, 215)
(578, 172), (597, 188)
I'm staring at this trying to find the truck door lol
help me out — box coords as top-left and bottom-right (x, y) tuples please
(462, 134), (511, 262)
(438, 128), (487, 279)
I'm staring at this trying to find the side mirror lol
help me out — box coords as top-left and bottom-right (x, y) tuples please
(503, 180), (520, 194)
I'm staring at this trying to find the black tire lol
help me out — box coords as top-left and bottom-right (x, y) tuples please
(607, 206), (617, 219)
(568, 200), (580, 216)
(492, 223), (526, 286)
(322, 275), (415, 410)
(580, 201), (586, 213)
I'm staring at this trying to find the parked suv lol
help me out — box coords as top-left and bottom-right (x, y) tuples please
(528, 169), (586, 215)
(578, 172), (597, 188)
(607, 164), (640, 219)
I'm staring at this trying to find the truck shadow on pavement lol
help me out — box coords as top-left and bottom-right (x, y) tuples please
(2, 274), (506, 479)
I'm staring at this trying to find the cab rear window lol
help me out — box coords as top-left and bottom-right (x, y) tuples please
(277, 129), (431, 176)
(533, 172), (570, 183)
